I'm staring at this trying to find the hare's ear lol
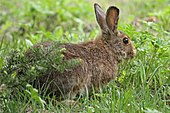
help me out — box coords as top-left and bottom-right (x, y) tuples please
(106, 6), (119, 33)
(94, 3), (107, 32)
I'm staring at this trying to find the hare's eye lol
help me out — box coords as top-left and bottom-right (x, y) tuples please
(123, 38), (128, 44)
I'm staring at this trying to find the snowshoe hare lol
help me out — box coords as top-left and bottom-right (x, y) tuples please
(27, 3), (136, 100)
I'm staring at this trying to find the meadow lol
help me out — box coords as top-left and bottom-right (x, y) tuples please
(0, 0), (169, 112)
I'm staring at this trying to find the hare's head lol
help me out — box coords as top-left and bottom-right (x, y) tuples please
(94, 3), (136, 61)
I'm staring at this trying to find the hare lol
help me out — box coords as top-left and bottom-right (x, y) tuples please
(27, 3), (136, 100)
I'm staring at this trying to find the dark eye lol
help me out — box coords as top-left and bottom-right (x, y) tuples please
(123, 38), (129, 44)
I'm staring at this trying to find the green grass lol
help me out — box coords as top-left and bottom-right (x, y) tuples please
(0, 0), (170, 112)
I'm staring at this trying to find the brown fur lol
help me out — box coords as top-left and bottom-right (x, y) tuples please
(27, 3), (136, 100)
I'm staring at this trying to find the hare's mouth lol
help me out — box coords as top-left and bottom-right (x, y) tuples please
(127, 50), (136, 59)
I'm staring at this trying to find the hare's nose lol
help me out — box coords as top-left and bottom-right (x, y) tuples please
(133, 49), (136, 57)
